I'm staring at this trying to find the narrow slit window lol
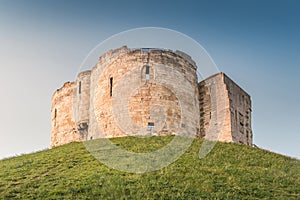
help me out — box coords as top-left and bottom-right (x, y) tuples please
(110, 77), (113, 97)
(145, 66), (150, 80)
(235, 110), (237, 122)
(78, 81), (81, 94)
(54, 108), (57, 126)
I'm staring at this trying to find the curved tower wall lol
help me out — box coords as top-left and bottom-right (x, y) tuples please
(88, 47), (200, 139)
(73, 70), (91, 141)
(51, 82), (78, 147)
(88, 46), (131, 139)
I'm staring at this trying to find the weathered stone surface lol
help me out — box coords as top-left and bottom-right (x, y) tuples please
(50, 46), (252, 148)
(51, 82), (79, 148)
(198, 73), (252, 145)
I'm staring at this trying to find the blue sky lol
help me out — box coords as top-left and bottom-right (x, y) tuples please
(0, 0), (299, 159)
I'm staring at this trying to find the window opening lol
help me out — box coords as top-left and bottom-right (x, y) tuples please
(141, 48), (151, 52)
(148, 122), (154, 135)
(54, 108), (57, 126)
(110, 77), (113, 97)
(145, 65), (150, 80)
(78, 81), (81, 94)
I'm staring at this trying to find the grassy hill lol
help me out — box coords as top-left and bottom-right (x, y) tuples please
(0, 136), (299, 199)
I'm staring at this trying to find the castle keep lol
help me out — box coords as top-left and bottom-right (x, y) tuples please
(51, 46), (252, 148)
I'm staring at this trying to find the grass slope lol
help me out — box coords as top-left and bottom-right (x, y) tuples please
(0, 136), (299, 199)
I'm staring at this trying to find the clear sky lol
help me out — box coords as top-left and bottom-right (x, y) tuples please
(0, 0), (299, 159)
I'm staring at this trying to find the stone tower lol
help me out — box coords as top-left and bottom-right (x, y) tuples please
(51, 46), (252, 148)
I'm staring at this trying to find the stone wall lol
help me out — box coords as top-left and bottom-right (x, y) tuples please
(50, 46), (252, 148)
(90, 47), (199, 138)
(224, 74), (252, 145)
(73, 70), (91, 141)
(51, 82), (78, 147)
(88, 46), (131, 139)
(198, 73), (252, 145)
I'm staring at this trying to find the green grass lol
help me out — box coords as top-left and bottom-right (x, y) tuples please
(0, 136), (299, 199)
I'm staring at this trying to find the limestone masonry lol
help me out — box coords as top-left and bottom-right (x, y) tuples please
(51, 46), (252, 148)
